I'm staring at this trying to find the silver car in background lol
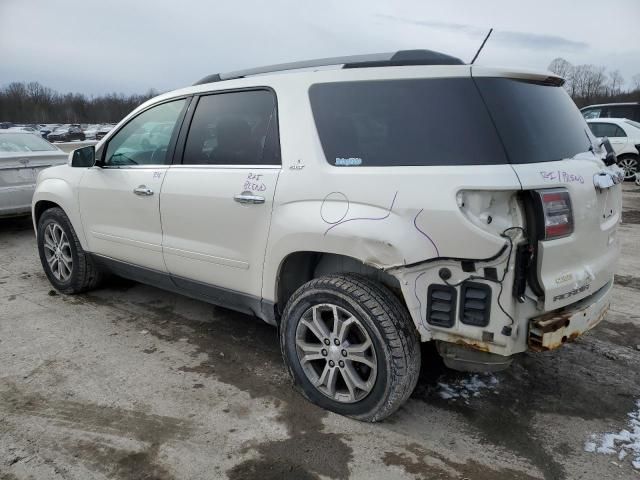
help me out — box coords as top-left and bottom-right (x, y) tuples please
(0, 131), (68, 217)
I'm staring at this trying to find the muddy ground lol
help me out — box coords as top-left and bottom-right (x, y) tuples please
(1, 184), (640, 480)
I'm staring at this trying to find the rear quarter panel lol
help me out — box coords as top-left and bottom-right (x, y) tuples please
(260, 73), (523, 303)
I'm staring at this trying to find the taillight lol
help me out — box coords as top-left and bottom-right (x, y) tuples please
(535, 188), (573, 240)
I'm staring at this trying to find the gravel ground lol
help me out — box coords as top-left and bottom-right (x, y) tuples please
(1, 184), (640, 480)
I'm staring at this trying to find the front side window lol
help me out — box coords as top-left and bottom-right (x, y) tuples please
(104, 99), (186, 166)
(183, 90), (279, 165)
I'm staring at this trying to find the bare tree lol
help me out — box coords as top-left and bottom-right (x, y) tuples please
(548, 57), (573, 79)
(0, 82), (159, 123)
(548, 57), (574, 93)
(632, 74), (640, 91)
(607, 70), (624, 96)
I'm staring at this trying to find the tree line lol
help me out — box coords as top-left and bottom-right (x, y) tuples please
(548, 58), (640, 107)
(2, 60), (640, 124)
(0, 82), (159, 124)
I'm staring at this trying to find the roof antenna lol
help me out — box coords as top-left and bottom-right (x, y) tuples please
(470, 28), (493, 64)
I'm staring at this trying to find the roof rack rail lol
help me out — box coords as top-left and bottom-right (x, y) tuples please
(193, 49), (464, 86)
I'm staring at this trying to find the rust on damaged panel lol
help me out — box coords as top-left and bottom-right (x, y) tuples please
(528, 302), (609, 352)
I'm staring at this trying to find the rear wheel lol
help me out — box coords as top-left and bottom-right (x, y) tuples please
(618, 155), (638, 181)
(37, 207), (102, 294)
(280, 274), (420, 422)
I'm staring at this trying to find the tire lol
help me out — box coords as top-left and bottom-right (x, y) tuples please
(617, 155), (639, 181)
(37, 207), (102, 294)
(280, 274), (421, 422)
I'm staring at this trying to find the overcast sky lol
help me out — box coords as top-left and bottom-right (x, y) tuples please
(1, 0), (639, 96)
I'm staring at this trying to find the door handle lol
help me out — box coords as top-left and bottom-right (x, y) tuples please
(234, 193), (265, 204)
(133, 185), (154, 196)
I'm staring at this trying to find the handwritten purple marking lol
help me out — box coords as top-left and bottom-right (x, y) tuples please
(539, 170), (584, 184)
(244, 173), (266, 192)
(413, 209), (440, 257)
(324, 191), (398, 235)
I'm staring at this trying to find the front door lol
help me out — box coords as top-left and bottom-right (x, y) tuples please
(78, 98), (188, 271)
(160, 89), (281, 300)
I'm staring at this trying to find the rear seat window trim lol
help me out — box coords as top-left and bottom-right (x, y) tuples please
(176, 86), (281, 168)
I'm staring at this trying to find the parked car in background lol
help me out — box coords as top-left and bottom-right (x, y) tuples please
(7, 126), (39, 133)
(0, 131), (68, 217)
(587, 118), (640, 180)
(95, 124), (114, 140)
(32, 49), (623, 421)
(83, 124), (101, 140)
(39, 126), (52, 138)
(47, 125), (86, 142)
(581, 102), (640, 122)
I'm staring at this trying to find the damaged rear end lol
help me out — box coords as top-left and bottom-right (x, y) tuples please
(392, 68), (622, 371)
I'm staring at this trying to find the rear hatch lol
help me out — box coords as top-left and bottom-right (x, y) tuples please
(473, 68), (622, 310)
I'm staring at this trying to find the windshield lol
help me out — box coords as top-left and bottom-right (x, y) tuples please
(474, 78), (591, 163)
(0, 133), (57, 152)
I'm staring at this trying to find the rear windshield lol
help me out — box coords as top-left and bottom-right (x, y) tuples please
(309, 78), (507, 167)
(0, 133), (57, 153)
(474, 78), (592, 164)
(309, 77), (590, 167)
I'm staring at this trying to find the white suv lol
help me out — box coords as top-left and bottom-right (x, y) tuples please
(32, 50), (624, 421)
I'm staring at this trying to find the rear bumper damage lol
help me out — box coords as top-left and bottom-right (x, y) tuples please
(394, 254), (614, 372)
(528, 279), (612, 351)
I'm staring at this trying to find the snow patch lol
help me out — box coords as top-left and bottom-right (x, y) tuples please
(584, 399), (640, 470)
(436, 374), (499, 403)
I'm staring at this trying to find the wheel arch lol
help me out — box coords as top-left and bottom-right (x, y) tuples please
(273, 251), (405, 318)
(32, 180), (88, 249)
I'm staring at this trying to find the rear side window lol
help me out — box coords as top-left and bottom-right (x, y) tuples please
(475, 78), (591, 164)
(606, 106), (636, 119)
(183, 90), (279, 165)
(309, 78), (508, 167)
(589, 123), (626, 138)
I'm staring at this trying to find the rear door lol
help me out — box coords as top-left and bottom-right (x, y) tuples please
(474, 74), (622, 311)
(77, 98), (188, 271)
(160, 89), (280, 301)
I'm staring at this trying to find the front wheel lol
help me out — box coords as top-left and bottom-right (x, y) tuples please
(280, 274), (420, 422)
(37, 207), (102, 294)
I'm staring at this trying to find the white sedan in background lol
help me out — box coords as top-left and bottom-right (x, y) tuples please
(587, 118), (640, 180)
(0, 131), (68, 218)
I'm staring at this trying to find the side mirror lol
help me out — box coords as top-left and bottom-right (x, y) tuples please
(600, 137), (617, 166)
(70, 145), (96, 167)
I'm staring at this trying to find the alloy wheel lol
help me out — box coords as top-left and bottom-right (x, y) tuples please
(619, 157), (638, 180)
(43, 222), (73, 282)
(295, 303), (377, 403)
